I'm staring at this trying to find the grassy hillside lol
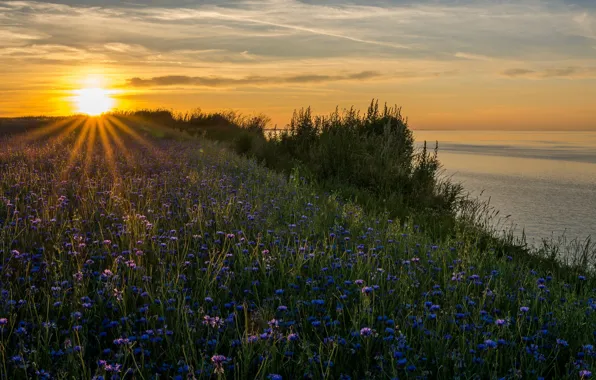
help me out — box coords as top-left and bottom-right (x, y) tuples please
(0, 117), (594, 379)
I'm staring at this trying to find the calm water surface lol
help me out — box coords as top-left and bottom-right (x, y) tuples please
(414, 131), (596, 244)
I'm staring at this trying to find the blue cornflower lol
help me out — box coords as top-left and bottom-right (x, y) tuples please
(556, 338), (569, 347)
(361, 286), (373, 295)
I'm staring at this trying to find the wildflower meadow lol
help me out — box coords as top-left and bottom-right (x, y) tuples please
(0, 116), (594, 379)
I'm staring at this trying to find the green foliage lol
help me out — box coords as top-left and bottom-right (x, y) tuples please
(105, 101), (470, 241)
(250, 100), (464, 238)
(0, 124), (594, 379)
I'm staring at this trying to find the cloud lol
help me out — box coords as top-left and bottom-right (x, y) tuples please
(102, 43), (149, 53)
(502, 68), (536, 77)
(501, 66), (596, 78)
(126, 71), (382, 87)
(454, 52), (494, 61)
(0, 44), (108, 62)
(0, 29), (48, 41)
(3, 0), (596, 67)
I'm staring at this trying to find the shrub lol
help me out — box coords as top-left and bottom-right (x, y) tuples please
(254, 99), (463, 232)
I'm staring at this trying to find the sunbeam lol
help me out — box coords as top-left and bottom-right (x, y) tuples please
(97, 117), (118, 180)
(60, 118), (92, 182)
(103, 118), (134, 164)
(82, 118), (98, 179)
(105, 115), (166, 160)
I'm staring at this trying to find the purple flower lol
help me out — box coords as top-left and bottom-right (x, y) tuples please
(211, 355), (227, 364)
(0, 318), (7, 326)
(520, 306), (529, 313)
(360, 327), (373, 337)
(211, 355), (228, 374)
(580, 370), (592, 378)
(495, 319), (507, 326)
(203, 315), (224, 328)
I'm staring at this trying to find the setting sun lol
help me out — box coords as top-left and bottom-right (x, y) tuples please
(74, 87), (115, 116)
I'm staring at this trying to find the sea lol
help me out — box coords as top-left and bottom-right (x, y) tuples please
(413, 130), (596, 246)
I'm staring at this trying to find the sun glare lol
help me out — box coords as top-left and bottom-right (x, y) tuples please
(74, 87), (115, 116)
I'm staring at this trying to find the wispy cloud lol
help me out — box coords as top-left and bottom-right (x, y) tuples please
(502, 68), (536, 77)
(126, 71), (382, 87)
(454, 52), (494, 61)
(3, 0), (596, 66)
(501, 66), (596, 78)
(0, 44), (109, 62)
(2, 0), (596, 127)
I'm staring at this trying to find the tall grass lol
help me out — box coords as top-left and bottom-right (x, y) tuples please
(106, 103), (595, 272)
(0, 120), (594, 379)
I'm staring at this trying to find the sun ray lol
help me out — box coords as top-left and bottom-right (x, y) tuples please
(48, 118), (85, 145)
(121, 113), (183, 140)
(19, 117), (82, 144)
(82, 118), (98, 179)
(60, 118), (91, 182)
(7, 118), (84, 162)
(105, 115), (166, 159)
(97, 117), (118, 180)
(103, 118), (134, 164)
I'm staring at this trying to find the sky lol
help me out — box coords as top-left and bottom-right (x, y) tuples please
(0, 0), (595, 129)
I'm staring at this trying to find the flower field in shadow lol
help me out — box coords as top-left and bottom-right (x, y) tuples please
(0, 117), (594, 379)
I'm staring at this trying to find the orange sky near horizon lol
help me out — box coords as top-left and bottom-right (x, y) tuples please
(1, 0), (595, 130)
